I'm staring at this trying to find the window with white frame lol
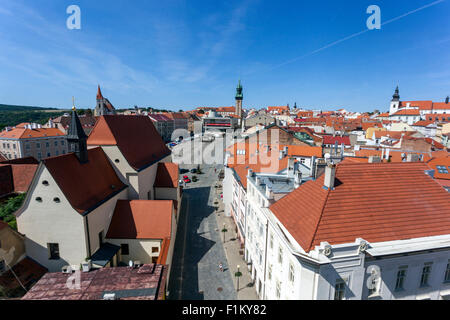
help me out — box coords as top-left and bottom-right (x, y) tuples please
(288, 263), (295, 283)
(276, 280), (281, 299)
(334, 279), (346, 300)
(395, 266), (407, 291)
(278, 247), (283, 264)
(420, 262), (432, 287)
(368, 269), (381, 296)
(269, 233), (273, 250)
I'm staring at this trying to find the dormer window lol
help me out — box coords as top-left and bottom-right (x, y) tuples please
(36, 197), (43, 202)
(115, 159), (120, 163)
(53, 197), (60, 203)
(42, 180), (49, 186)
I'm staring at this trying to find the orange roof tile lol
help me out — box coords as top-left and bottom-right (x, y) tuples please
(270, 162), (450, 252)
(391, 109), (420, 116)
(154, 162), (179, 188)
(87, 116), (171, 171)
(44, 147), (127, 214)
(0, 128), (64, 139)
(106, 200), (173, 239)
(427, 155), (450, 180)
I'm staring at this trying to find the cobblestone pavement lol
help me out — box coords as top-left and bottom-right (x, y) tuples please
(168, 163), (237, 300)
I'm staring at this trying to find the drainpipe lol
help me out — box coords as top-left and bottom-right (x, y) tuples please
(85, 215), (92, 258)
(262, 222), (269, 300)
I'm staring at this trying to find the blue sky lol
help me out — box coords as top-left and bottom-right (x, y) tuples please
(0, 0), (449, 112)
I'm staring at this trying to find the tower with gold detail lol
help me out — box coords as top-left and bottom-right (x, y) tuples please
(235, 80), (243, 119)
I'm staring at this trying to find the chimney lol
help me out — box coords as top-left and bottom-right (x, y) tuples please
(287, 158), (295, 177)
(407, 153), (419, 162)
(294, 171), (302, 189)
(368, 155), (381, 163)
(265, 185), (274, 200)
(323, 163), (336, 190)
(385, 148), (390, 160)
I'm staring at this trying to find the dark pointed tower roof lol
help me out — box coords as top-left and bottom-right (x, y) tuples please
(67, 100), (88, 163)
(67, 108), (87, 140)
(235, 80), (243, 100)
(392, 86), (400, 101)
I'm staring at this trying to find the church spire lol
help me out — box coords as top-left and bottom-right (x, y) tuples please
(392, 85), (400, 101)
(67, 98), (88, 164)
(97, 85), (103, 100)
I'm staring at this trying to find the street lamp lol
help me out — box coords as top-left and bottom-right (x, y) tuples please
(235, 265), (242, 292)
(221, 223), (228, 243)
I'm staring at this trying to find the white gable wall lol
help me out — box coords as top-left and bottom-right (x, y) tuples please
(16, 165), (87, 272)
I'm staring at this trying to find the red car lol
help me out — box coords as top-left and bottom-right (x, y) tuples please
(183, 177), (191, 183)
(183, 175), (189, 179)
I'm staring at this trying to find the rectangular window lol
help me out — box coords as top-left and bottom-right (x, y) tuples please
(13, 144), (16, 149)
(37, 153), (42, 160)
(36, 143), (41, 148)
(61, 140), (65, 146)
(0, 259), (5, 273)
(278, 247), (283, 264)
(420, 263), (432, 287)
(48, 243), (60, 260)
(121, 244), (129, 255)
(269, 233), (273, 250)
(152, 247), (159, 253)
(395, 266), (407, 290)
(46, 142), (49, 148)
(289, 263), (295, 283)
(334, 280), (346, 300)
(54, 141), (58, 146)
(98, 231), (103, 247)
(445, 261), (450, 283)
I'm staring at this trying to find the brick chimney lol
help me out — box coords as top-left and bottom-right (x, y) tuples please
(407, 153), (419, 162)
(323, 163), (336, 190)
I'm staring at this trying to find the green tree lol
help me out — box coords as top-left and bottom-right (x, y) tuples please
(0, 193), (26, 230)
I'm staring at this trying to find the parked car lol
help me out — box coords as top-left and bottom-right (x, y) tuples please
(180, 169), (189, 174)
(183, 175), (189, 179)
(183, 177), (191, 183)
(190, 168), (197, 173)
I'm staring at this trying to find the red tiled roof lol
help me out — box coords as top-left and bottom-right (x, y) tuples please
(0, 257), (47, 291)
(22, 264), (166, 300)
(106, 200), (173, 239)
(154, 162), (179, 188)
(391, 109), (420, 116)
(413, 120), (434, 127)
(0, 128), (64, 139)
(322, 135), (351, 145)
(0, 164), (38, 193)
(400, 101), (433, 110)
(44, 147), (126, 214)
(427, 154), (450, 180)
(270, 162), (450, 252)
(432, 102), (450, 110)
(87, 116), (171, 171)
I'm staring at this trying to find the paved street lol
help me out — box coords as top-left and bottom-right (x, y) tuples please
(168, 161), (237, 300)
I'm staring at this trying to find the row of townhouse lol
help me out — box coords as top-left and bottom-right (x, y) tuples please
(241, 159), (450, 300)
(14, 112), (181, 289)
(0, 125), (67, 161)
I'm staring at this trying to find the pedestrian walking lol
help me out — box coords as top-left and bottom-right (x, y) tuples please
(219, 262), (223, 272)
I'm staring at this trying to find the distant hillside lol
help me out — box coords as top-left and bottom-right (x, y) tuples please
(0, 104), (62, 111)
(0, 104), (67, 130)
